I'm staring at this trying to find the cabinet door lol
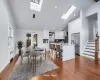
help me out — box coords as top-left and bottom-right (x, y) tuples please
(43, 30), (49, 39)
(55, 31), (60, 39)
(60, 31), (64, 39)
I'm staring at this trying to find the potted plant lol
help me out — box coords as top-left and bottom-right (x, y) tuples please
(17, 41), (23, 55)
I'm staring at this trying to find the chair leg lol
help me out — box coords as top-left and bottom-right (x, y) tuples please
(35, 54), (36, 73)
(33, 55), (34, 73)
(27, 56), (29, 65)
(21, 57), (23, 65)
(27, 56), (29, 72)
(40, 54), (42, 66)
(45, 49), (46, 60)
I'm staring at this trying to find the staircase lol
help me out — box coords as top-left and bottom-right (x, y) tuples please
(83, 41), (95, 59)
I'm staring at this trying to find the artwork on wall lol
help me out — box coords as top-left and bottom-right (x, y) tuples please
(26, 33), (31, 47)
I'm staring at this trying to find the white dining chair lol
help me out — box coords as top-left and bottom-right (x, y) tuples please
(20, 47), (30, 65)
(30, 51), (42, 73)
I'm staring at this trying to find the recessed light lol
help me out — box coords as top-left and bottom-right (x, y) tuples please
(55, 6), (57, 8)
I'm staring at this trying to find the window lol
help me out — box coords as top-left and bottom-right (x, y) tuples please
(61, 5), (76, 20)
(30, 0), (43, 12)
(8, 26), (13, 47)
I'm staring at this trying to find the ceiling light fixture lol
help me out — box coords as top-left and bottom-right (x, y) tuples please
(61, 5), (76, 20)
(55, 6), (57, 8)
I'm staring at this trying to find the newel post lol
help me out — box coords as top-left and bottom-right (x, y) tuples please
(95, 37), (99, 64)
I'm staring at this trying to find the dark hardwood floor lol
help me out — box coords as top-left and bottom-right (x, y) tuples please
(1, 53), (100, 80)
(29, 55), (100, 80)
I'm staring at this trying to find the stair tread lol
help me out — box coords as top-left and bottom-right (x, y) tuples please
(88, 40), (95, 42)
(85, 47), (95, 50)
(82, 54), (95, 59)
(84, 50), (95, 53)
(83, 53), (95, 57)
(86, 45), (95, 47)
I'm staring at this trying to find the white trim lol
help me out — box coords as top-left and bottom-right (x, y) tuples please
(8, 26), (13, 48)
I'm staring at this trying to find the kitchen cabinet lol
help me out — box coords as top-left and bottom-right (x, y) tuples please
(55, 31), (65, 39)
(43, 30), (49, 39)
(60, 31), (64, 39)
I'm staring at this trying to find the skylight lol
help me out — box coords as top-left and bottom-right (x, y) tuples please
(30, 0), (43, 12)
(61, 5), (76, 20)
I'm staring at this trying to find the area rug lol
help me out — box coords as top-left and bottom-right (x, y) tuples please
(8, 56), (58, 80)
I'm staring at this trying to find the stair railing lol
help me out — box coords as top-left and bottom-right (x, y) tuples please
(95, 32), (99, 64)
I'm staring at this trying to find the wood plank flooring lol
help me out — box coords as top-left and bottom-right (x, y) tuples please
(1, 54), (100, 80)
(29, 55), (100, 80)
(0, 54), (19, 80)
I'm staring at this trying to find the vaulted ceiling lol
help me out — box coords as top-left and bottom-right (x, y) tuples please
(8, 0), (94, 31)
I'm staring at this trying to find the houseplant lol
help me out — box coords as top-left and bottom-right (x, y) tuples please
(17, 41), (23, 55)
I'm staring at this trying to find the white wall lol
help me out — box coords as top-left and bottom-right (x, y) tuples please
(5, 0), (17, 59)
(80, 10), (89, 55)
(68, 10), (89, 55)
(85, 1), (100, 53)
(0, 0), (16, 72)
(0, 0), (9, 72)
(85, 1), (100, 35)
(16, 29), (49, 50)
(88, 19), (97, 40)
(68, 18), (81, 44)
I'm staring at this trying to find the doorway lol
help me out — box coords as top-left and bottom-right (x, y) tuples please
(87, 13), (98, 41)
(71, 33), (80, 56)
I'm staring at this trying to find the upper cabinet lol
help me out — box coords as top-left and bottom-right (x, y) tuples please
(43, 30), (49, 39)
(60, 31), (65, 39)
(55, 31), (65, 39)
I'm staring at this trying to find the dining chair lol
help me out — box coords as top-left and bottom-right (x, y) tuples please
(20, 47), (30, 66)
(26, 46), (31, 53)
(56, 45), (63, 60)
(49, 44), (52, 55)
(30, 51), (42, 73)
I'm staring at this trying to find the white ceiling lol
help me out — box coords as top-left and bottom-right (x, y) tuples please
(8, 0), (94, 31)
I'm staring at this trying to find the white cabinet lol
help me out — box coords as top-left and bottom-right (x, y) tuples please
(43, 30), (49, 39)
(55, 31), (59, 39)
(55, 31), (65, 39)
(60, 31), (64, 39)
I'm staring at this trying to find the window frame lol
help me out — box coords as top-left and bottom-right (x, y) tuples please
(8, 26), (13, 48)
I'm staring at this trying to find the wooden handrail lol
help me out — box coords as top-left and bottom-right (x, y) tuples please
(95, 36), (99, 64)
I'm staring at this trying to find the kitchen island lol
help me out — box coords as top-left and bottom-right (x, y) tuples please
(49, 43), (75, 61)
(62, 44), (75, 61)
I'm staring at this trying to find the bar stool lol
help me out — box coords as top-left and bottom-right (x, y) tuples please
(49, 44), (53, 56)
(56, 45), (63, 60)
